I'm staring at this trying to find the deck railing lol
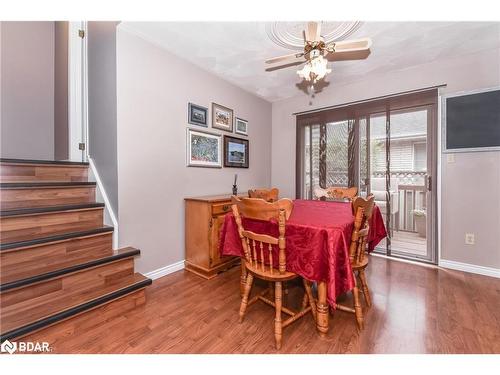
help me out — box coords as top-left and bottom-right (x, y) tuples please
(372, 170), (426, 232)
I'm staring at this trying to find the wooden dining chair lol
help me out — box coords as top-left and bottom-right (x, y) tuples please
(327, 186), (358, 200)
(247, 188), (279, 202)
(313, 186), (358, 200)
(335, 194), (375, 329)
(232, 197), (316, 349)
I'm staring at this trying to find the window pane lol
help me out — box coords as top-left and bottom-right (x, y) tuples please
(413, 142), (427, 171)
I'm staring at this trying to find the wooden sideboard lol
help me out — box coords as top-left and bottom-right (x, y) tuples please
(184, 194), (244, 279)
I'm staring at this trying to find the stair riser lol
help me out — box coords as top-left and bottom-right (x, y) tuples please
(4, 288), (147, 343)
(1, 232), (113, 285)
(0, 258), (136, 333)
(0, 163), (88, 183)
(1, 186), (96, 210)
(0, 208), (104, 244)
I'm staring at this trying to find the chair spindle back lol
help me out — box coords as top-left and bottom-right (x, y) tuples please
(231, 197), (293, 274)
(349, 195), (375, 264)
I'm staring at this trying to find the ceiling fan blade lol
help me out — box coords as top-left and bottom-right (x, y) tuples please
(305, 21), (321, 42)
(330, 38), (372, 52)
(325, 38), (372, 61)
(265, 52), (305, 65)
(265, 60), (306, 72)
(325, 49), (371, 61)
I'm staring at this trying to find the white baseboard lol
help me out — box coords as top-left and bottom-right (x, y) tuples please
(144, 260), (185, 280)
(439, 259), (500, 279)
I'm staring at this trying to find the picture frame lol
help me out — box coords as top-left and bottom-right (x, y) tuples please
(188, 103), (208, 127)
(212, 103), (234, 132)
(187, 128), (222, 168)
(235, 117), (248, 136)
(224, 135), (249, 168)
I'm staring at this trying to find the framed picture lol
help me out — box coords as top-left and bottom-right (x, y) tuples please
(224, 135), (249, 168)
(187, 128), (222, 168)
(235, 117), (248, 136)
(188, 103), (208, 127)
(212, 103), (234, 132)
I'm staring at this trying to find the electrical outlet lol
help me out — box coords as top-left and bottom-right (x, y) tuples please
(465, 233), (475, 245)
(447, 154), (455, 163)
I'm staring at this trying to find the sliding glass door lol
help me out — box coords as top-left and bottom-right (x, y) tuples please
(296, 90), (438, 263)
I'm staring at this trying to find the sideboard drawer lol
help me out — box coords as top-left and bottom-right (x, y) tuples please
(212, 202), (232, 216)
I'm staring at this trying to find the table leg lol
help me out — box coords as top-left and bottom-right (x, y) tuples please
(240, 261), (247, 297)
(316, 281), (329, 337)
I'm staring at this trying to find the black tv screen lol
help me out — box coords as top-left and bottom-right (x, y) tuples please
(445, 89), (500, 151)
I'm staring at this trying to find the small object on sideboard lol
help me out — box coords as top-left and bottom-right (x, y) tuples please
(184, 194), (246, 279)
(232, 173), (238, 195)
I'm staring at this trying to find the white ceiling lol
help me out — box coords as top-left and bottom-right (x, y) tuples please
(119, 22), (500, 102)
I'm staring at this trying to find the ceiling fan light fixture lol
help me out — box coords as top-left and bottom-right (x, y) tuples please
(297, 54), (331, 83)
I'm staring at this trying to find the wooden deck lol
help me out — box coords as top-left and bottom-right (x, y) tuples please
(376, 230), (427, 258)
(392, 230), (427, 257)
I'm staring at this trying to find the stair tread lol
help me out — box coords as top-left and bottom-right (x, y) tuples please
(0, 202), (105, 217)
(1, 225), (114, 251)
(0, 182), (96, 189)
(0, 273), (150, 336)
(0, 247), (140, 292)
(0, 158), (89, 166)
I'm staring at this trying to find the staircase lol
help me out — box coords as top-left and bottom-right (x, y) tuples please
(0, 158), (151, 341)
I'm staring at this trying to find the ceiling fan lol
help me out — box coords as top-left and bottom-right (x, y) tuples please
(265, 21), (372, 83)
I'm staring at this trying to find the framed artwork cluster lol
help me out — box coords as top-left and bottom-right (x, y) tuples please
(187, 101), (249, 169)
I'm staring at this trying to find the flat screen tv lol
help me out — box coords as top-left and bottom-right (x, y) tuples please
(443, 88), (500, 152)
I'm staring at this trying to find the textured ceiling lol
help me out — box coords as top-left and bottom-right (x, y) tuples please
(119, 22), (500, 102)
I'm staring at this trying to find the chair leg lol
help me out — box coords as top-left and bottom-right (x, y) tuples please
(274, 281), (283, 350)
(353, 285), (364, 330)
(303, 279), (317, 322)
(239, 274), (254, 323)
(301, 290), (308, 310)
(358, 269), (372, 307)
(268, 282), (274, 299)
(240, 262), (247, 297)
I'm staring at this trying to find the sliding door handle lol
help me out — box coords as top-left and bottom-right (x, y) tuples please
(425, 175), (432, 191)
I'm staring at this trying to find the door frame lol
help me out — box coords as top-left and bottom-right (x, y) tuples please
(68, 21), (88, 162)
(376, 104), (438, 264)
(295, 90), (439, 264)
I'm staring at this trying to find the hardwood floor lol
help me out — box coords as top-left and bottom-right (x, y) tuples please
(23, 256), (500, 353)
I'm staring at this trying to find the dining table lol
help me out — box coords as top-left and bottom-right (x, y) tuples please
(219, 198), (387, 336)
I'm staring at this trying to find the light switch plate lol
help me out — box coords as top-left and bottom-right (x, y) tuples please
(447, 154), (455, 163)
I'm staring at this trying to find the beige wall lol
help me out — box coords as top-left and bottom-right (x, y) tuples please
(0, 21), (55, 159)
(116, 28), (272, 274)
(88, 22), (120, 214)
(271, 48), (500, 269)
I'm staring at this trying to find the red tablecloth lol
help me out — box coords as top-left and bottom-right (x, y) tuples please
(219, 199), (387, 307)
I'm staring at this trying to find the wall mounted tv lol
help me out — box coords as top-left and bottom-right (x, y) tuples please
(443, 88), (500, 152)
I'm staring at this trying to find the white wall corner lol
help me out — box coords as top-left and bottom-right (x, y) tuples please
(144, 260), (185, 280)
(88, 157), (119, 249)
(438, 259), (500, 279)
